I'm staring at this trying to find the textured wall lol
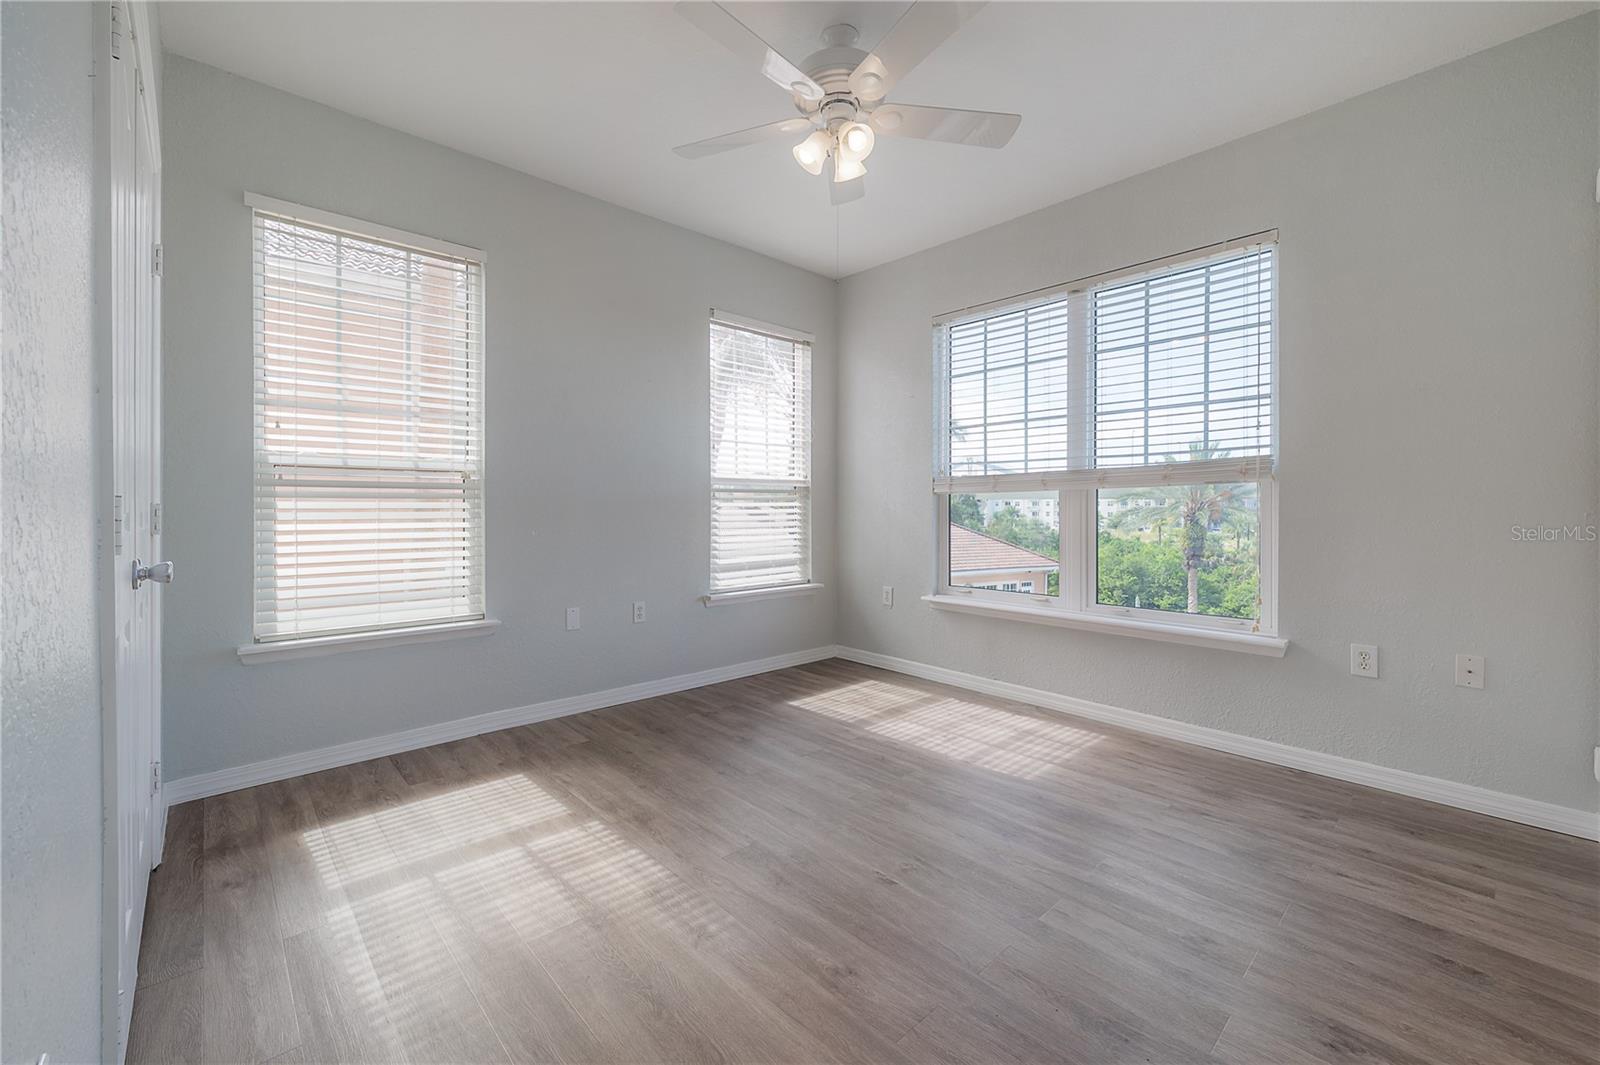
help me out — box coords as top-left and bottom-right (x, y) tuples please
(2, 3), (106, 1061)
(836, 16), (1600, 814)
(160, 56), (838, 780)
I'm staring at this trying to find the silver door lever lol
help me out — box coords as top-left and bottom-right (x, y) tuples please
(132, 559), (174, 589)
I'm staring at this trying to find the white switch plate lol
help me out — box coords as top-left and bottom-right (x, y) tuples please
(1454, 653), (1484, 689)
(565, 607), (580, 631)
(1350, 644), (1378, 678)
(882, 585), (894, 607)
(632, 601), (646, 624)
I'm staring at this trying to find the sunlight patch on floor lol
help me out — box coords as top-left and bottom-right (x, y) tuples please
(311, 774), (570, 882)
(788, 676), (1104, 779)
(789, 678), (933, 721)
(305, 770), (728, 977)
(866, 695), (1102, 778)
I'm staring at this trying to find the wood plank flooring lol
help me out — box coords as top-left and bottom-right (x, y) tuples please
(128, 659), (1600, 1064)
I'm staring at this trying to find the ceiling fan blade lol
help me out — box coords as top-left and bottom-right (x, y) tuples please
(848, 2), (987, 103)
(830, 174), (866, 206)
(673, 117), (813, 159)
(675, 2), (826, 103)
(866, 103), (1020, 148)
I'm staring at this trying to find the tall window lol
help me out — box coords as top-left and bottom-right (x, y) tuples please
(935, 234), (1276, 635)
(709, 313), (812, 594)
(251, 198), (485, 641)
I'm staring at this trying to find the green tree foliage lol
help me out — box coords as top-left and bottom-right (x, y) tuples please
(950, 493), (984, 531)
(985, 505), (1059, 561)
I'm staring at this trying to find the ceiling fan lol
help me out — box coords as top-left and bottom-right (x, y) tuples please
(673, 1), (1021, 205)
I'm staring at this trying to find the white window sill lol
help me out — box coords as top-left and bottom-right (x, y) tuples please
(237, 618), (500, 664)
(702, 582), (824, 607)
(922, 594), (1287, 657)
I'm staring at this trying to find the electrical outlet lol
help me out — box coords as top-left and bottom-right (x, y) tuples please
(1454, 653), (1484, 689)
(1350, 644), (1378, 678)
(632, 601), (646, 624)
(565, 607), (580, 631)
(882, 585), (894, 607)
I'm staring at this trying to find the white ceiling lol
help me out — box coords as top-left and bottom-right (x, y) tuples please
(162, 1), (1588, 277)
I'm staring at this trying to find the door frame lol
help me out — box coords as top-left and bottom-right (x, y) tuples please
(94, 2), (163, 1061)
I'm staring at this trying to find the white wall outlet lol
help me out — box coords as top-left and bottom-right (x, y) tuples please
(1454, 653), (1484, 689)
(565, 607), (580, 631)
(632, 601), (646, 624)
(882, 585), (894, 607)
(1350, 644), (1378, 678)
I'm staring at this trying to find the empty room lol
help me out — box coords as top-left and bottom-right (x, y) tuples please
(4, 1), (1599, 1062)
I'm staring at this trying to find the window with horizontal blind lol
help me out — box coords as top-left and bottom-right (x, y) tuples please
(708, 313), (812, 595)
(933, 233), (1278, 639)
(251, 196), (485, 642)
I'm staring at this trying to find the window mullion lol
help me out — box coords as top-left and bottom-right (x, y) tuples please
(1064, 288), (1093, 609)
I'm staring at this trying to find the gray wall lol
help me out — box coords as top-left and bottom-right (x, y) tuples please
(836, 16), (1600, 814)
(160, 56), (838, 780)
(2, 3), (106, 1061)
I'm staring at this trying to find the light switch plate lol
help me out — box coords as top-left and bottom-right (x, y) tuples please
(882, 585), (894, 607)
(565, 607), (580, 631)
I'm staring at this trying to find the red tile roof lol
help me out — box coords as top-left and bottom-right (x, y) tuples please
(949, 524), (1060, 573)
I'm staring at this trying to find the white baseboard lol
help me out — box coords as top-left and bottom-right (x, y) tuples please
(833, 645), (1600, 841)
(163, 645), (838, 806)
(166, 640), (1598, 841)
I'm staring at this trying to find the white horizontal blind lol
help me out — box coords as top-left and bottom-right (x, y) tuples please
(253, 209), (485, 641)
(934, 237), (1275, 492)
(1094, 247), (1274, 471)
(942, 296), (1071, 479)
(709, 318), (811, 592)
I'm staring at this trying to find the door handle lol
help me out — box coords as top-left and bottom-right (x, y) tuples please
(132, 559), (174, 589)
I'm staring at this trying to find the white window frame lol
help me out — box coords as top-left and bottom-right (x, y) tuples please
(704, 309), (819, 605)
(930, 233), (1283, 656)
(244, 194), (489, 651)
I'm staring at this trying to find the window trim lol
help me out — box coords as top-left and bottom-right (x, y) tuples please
(701, 582), (824, 607)
(921, 592), (1287, 657)
(244, 193), (485, 261)
(931, 234), (1281, 649)
(237, 618), (500, 664)
(248, 195), (489, 646)
(707, 309), (814, 597)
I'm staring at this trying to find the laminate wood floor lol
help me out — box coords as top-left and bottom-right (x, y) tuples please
(128, 659), (1600, 1064)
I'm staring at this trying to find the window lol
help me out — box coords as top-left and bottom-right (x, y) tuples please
(933, 234), (1277, 640)
(251, 197), (485, 642)
(949, 491), (1059, 598)
(709, 312), (812, 594)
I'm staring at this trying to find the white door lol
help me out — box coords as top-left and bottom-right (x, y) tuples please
(107, 0), (164, 1056)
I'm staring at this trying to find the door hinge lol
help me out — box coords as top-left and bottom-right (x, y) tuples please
(110, 0), (125, 60)
(151, 761), (161, 793)
(152, 243), (163, 278)
(151, 502), (162, 535)
(113, 494), (124, 555)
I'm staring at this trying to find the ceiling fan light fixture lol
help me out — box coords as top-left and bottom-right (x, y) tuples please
(792, 129), (831, 175)
(839, 121), (876, 161)
(833, 155), (866, 183)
